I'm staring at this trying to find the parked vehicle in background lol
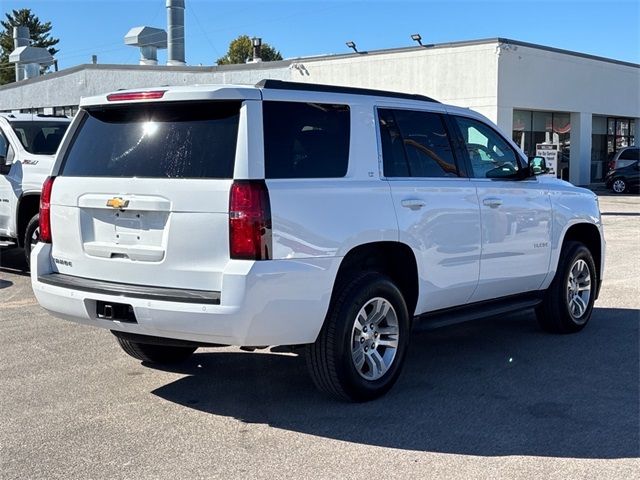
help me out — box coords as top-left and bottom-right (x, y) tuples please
(0, 113), (71, 266)
(605, 159), (640, 193)
(31, 81), (605, 402)
(608, 146), (639, 172)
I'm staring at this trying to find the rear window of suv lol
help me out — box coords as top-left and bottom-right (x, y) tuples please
(60, 101), (241, 178)
(263, 101), (350, 178)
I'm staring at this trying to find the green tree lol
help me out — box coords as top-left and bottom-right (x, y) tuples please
(216, 35), (282, 65)
(0, 8), (59, 85)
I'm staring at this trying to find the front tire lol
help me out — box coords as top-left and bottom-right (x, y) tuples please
(115, 336), (197, 364)
(536, 241), (597, 334)
(611, 178), (627, 193)
(306, 272), (410, 402)
(23, 213), (39, 268)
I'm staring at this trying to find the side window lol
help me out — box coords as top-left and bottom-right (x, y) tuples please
(263, 101), (350, 179)
(0, 131), (8, 157)
(453, 116), (522, 179)
(0, 130), (13, 175)
(618, 148), (639, 168)
(378, 108), (458, 178)
(619, 148), (639, 161)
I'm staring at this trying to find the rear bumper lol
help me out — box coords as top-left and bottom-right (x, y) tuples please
(31, 243), (340, 346)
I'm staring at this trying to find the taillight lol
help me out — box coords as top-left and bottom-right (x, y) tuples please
(229, 180), (272, 260)
(39, 176), (55, 243)
(608, 160), (616, 171)
(106, 90), (166, 101)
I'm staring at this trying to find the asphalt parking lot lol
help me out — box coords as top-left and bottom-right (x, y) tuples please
(1, 193), (638, 479)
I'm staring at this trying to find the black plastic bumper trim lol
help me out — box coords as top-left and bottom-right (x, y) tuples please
(38, 273), (221, 304)
(111, 330), (227, 348)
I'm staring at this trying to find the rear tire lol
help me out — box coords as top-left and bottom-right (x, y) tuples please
(611, 178), (627, 193)
(115, 336), (197, 364)
(305, 272), (410, 402)
(23, 213), (39, 268)
(536, 241), (597, 334)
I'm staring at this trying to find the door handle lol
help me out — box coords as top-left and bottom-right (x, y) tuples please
(483, 197), (503, 208)
(401, 199), (426, 210)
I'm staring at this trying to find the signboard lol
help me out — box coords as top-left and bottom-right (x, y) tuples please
(535, 143), (559, 177)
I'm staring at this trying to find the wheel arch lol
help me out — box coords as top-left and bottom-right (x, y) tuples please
(16, 192), (40, 247)
(331, 241), (419, 317)
(557, 222), (603, 297)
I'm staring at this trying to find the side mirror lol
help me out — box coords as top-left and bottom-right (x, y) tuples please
(0, 158), (11, 175)
(528, 156), (548, 176)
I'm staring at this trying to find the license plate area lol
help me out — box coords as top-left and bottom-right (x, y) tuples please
(114, 213), (142, 245)
(79, 208), (168, 248)
(96, 301), (137, 323)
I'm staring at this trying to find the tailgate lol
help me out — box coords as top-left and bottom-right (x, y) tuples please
(49, 100), (242, 292)
(50, 178), (231, 291)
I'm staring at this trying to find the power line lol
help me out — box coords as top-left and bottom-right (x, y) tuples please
(187, 1), (221, 59)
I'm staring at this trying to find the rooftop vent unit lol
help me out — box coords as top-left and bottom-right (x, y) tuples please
(125, 26), (168, 65)
(246, 37), (262, 63)
(9, 26), (55, 81)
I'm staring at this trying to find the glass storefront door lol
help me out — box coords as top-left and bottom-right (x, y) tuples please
(513, 109), (571, 179)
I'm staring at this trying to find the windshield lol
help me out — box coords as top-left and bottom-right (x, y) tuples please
(10, 121), (70, 155)
(60, 101), (241, 178)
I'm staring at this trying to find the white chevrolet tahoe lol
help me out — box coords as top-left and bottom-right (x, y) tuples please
(31, 81), (605, 401)
(0, 113), (70, 265)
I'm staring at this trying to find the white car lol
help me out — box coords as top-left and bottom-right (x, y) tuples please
(0, 113), (71, 265)
(31, 81), (605, 401)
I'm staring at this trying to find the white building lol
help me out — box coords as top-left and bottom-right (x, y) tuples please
(0, 37), (637, 185)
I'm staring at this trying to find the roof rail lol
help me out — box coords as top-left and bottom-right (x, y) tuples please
(255, 79), (439, 103)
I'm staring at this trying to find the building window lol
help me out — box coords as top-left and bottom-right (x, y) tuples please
(512, 110), (532, 155)
(63, 105), (78, 117)
(591, 116), (635, 182)
(512, 109), (571, 180)
(51, 105), (79, 117)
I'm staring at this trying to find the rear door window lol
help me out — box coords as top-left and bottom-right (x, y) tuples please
(60, 101), (241, 178)
(10, 121), (69, 155)
(378, 108), (458, 178)
(263, 101), (350, 178)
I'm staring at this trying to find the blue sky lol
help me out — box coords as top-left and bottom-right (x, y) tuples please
(3, 0), (639, 69)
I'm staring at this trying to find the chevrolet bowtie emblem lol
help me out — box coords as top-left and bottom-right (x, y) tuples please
(106, 197), (129, 209)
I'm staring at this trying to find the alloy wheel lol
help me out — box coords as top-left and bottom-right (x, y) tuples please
(612, 179), (626, 193)
(350, 297), (399, 381)
(566, 258), (591, 322)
